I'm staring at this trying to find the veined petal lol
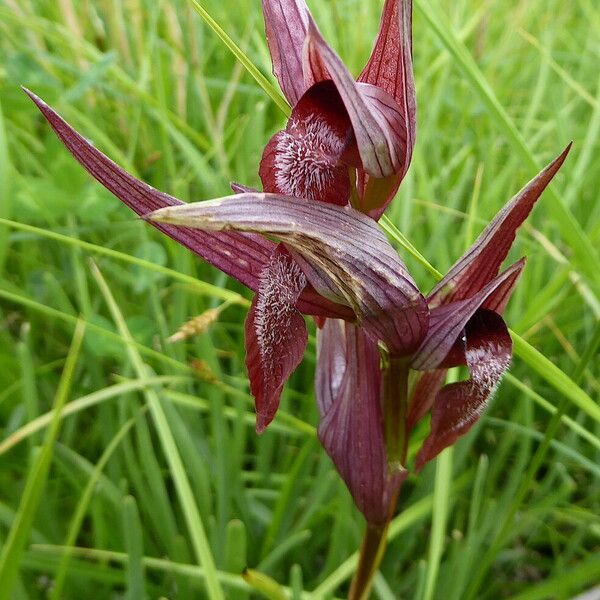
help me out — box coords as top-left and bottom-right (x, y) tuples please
(428, 145), (571, 307)
(415, 310), (512, 470)
(246, 248), (308, 432)
(148, 193), (429, 356)
(315, 318), (348, 416)
(412, 260), (524, 371)
(262, 0), (311, 106)
(303, 18), (406, 180)
(24, 89), (273, 291)
(24, 89), (351, 320)
(359, 0), (416, 182)
(317, 322), (405, 525)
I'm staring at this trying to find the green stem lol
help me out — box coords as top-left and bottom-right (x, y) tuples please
(383, 358), (410, 469)
(347, 523), (388, 600)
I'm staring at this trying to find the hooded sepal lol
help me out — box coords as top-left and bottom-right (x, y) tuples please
(303, 18), (407, 184)
(317, 321), (405, 525)
(428, 145), (572, 308)
(24, 89), (276, 292)
(415, 309), (512, 470)
(148, 193), (429, 356)
(262, 0), (311, 106)
(246, 247), (308, 433)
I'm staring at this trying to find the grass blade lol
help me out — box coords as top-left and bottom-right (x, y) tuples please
(0, 319), (86, 600)
(89, 261), (225, 600)
(187, 0), (290, 116)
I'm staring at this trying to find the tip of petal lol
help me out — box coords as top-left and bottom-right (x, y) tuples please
(255, 414), (271, 435)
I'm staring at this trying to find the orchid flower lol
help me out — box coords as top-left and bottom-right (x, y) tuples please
(407, 145), (571, 471)
(24, 0), (570, 539)
(261, 0), (415, 218)
(23, 0), (420, 527)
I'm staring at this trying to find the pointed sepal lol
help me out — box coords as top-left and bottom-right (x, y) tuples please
(428, 145), (572, 307)
(148, 193), (429, 356)
(262, 0), (311, 106)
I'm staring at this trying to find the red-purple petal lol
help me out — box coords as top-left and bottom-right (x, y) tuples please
(25, 89), (350, 320)
(303, 18), (407, 181)
(412, 260), (524, 371)
(358, 0), (416, 214)
(262, 0), (311, 106)
(359, 0), (416, 143)
(415, 310), (512, 470)
(24, 88), (274, 292)
(245, 248), (308, 433)
(317, 321), (405, 525)
(148, 193), (429, 356)
(428, 145), (572, 307)
(259, 81), (352, 205)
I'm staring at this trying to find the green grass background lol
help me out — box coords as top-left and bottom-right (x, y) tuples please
(0, 0), (599, 598)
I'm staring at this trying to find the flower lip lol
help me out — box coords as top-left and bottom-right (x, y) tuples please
(260, 80), (353, 206)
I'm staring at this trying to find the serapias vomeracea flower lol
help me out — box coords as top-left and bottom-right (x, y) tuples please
(407, 145), (571, 471)
(259, 0), (416, 218)
(23, 0), (571, 531)
(145, 146), (570, 525)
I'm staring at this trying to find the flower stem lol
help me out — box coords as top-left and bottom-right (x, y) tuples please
(383, 358), (410, 469)
(348, 523), (389, 600)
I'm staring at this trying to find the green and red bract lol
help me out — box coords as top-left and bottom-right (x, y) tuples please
(23, 0), (571, 530)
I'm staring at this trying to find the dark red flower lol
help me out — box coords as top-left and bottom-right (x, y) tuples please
(259, 0), (416, 217)
(408, 146), (572, 470)
(23, 0), (571, 528)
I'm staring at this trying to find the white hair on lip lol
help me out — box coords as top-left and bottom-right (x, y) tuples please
(274, 114), (345, 200)
(255, 252), (306, 363)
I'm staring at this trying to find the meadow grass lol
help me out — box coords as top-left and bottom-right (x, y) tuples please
(0, 0), (599, 598)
